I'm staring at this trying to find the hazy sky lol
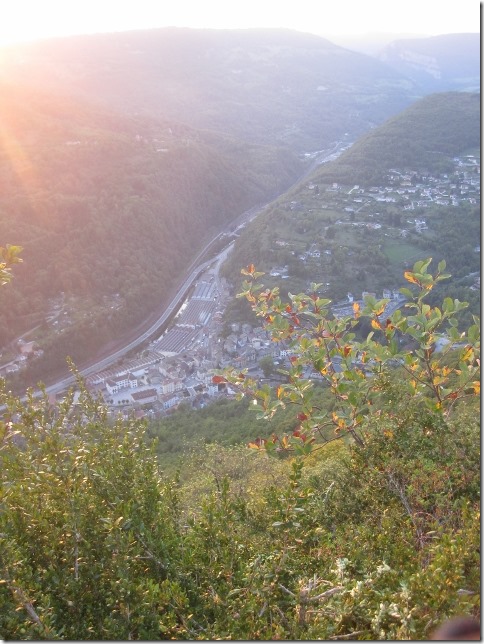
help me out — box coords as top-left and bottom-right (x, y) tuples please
(0, 0), (480, 45)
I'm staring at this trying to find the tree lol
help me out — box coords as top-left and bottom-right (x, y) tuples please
(211, 258), (480, 637)
(219, 259), (479, 456)
(259, 355), (275, 378)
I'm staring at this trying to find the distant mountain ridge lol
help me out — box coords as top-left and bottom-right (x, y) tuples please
(377, 33), (480, 92)
(2, 29), (477, 154)
(221, 89), (480, 318)
(0, 28), (421, 152)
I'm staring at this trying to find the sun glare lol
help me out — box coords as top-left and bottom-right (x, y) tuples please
(0, 0), (479, 47)
(0, 5), (61, 46)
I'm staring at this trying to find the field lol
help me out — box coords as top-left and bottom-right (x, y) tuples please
(383, 239), (426, 266)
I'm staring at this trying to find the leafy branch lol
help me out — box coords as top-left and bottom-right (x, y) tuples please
(216, 259), (480, 458)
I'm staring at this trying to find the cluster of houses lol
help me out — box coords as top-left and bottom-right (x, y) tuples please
(82, 313), (285, 416)
(331, 288), (406, 319)
(324, 156), (480, 214)
(76, 274), (242, 415)
(85, 351), (222, 415)
(209, 285), (408, 370)
(0, 339), (44, 377)
(220, 323), (274, 366)
(299, 245), (334, 261)
(2, 155), (479, 409)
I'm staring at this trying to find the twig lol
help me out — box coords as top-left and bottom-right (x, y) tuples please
(309, 586), (344, 603)
(74, 531), (80, 580)
(386, 472), (423, 545)
(9, 582), (48, 632)
(273, 604), (290, 627)
(278, 583), (296, 597)
(329, 630), (365, 639)
(298, 584), (344, 627)
(259, 601), (268, 617)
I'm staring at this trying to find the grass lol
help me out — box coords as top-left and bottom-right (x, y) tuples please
(383, 240), (425, 266)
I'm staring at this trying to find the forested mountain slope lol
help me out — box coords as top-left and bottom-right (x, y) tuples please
(0, 28), (420, 152)
(313, 91), (480, 185)
(0, 81), (302, 372)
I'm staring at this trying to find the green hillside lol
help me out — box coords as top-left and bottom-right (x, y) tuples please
(313, 92), (480, 185)
(221, 92), (480, 315)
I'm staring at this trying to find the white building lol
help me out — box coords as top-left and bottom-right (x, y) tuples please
(105, 373), (138, 395)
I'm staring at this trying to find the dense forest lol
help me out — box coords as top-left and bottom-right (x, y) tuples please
(0, 81), (303, 382)
(0, 257), (479, 640)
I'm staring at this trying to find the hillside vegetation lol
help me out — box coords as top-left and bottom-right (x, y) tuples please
(314, 92), (480, 185)
(0, 82), (302, 381)
(220, 91), (480, 315)
(0, 259), (479, 640)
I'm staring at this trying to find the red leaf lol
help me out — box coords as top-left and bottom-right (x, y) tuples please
(212, 375), (227, 384)
(293, 430), (307, 441)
